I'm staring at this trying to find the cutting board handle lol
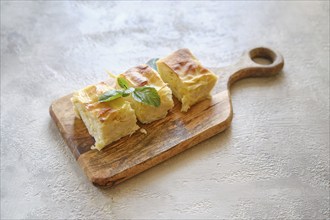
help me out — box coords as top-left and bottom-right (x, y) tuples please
(223, 47), (284, 89)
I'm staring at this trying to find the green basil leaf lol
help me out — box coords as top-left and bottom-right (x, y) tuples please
(98, 90), (123, 102)
(132, 86), (161, 107)
(122, 87), (135, 97)
(146, 58), (159, 72)
(117, 77), (129, 89)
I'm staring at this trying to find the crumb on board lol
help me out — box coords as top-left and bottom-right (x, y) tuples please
(139, 128), (147, 134)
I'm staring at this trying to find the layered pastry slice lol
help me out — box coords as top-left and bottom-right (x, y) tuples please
(71, 82), (139, 151)
(156, 49), (218, 112)
(118, 64), (174, 124)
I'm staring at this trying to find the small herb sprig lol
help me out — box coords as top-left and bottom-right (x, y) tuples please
(99, 77), (161, 107)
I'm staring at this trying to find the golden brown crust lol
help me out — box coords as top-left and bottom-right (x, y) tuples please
(76, 82), (113, 104)
(121, 64), (165, 88)
(159, 48), (213, 79)
(85, 102), (117, 122)
(72, 82), (123, 123)
(122, 65), (151, 87)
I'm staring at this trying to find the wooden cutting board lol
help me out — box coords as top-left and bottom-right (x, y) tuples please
(50, 47), (284, 187)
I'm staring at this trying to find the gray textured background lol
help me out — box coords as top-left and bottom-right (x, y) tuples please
(1, 1), (329, 219)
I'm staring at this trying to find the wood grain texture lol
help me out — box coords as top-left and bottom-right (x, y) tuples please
(49, 47), (284, 187)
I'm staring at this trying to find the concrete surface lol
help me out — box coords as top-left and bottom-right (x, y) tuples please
(1, 1), (329, 219)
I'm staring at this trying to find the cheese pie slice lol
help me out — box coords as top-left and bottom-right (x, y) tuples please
(118, 64), (174, 124)
(156, 49), (218, 112)
(71, 82), (139, 151)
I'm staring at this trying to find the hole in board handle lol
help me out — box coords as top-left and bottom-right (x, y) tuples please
(252, 57), (273, 65)
(249, 48), (276, 65)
